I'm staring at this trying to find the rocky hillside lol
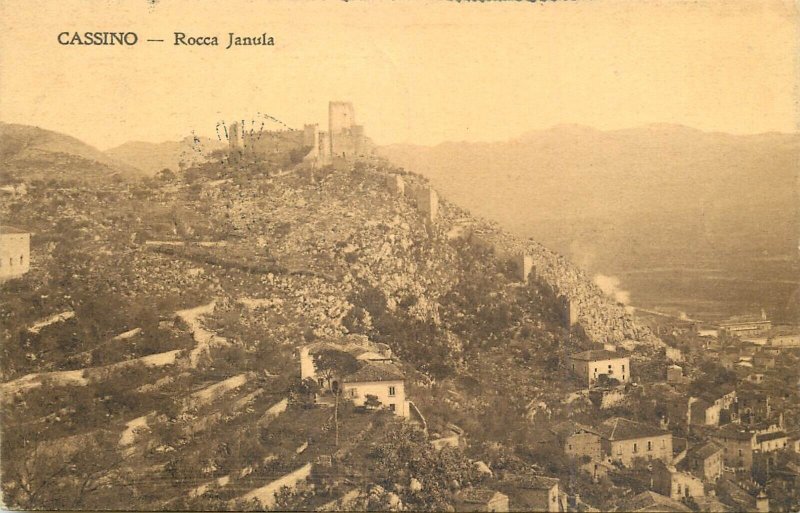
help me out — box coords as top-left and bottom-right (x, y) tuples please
(0, 140), (664, 511)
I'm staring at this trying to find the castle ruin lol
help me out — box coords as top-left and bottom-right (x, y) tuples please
(303, 101), (371, 166)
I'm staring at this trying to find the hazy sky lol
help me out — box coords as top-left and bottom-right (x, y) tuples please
(1, 0), (797, 149)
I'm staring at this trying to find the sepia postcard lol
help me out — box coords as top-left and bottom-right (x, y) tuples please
(0, 0), (798, 511)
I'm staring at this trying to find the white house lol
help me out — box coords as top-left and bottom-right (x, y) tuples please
(0, 225), (30, 282)
(568, 349), (630, 387)
(342, 361), (409, 417)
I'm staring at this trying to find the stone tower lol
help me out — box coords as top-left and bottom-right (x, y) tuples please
(329, 101), (355, 136)
(514, 253), (534, 282)
(329, 101), (360, 158)
(560, 295), (578, 327)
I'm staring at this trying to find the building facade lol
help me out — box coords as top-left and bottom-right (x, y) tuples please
(341, 362), (409, 417)
(596, 417), (673, 466)
(569, 349), (630, 387)
(0, 226), (30, 281)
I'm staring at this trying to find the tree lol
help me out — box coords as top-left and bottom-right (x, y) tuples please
(312, 349), (360, 392)
(312, 349), (360, 446)
(364, 394), (382, 410)
(156, 168), (176, 181)
(288, 377), (321, 409)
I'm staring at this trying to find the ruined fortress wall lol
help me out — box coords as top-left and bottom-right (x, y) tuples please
(303, 124), (319, 150)
(0, 233), (30, 280)
(243, 130), (304, 156)
(415, 187), (439, 222)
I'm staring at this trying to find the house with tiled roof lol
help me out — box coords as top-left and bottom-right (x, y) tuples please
(568, 349), (630, 387)
(614, 491), (691, 512)
(453, 488), (509, 512)
(651, 460), (705, 502)
(684, 441), (723, 482)
(550, 421), (603, 461)
(708, 424), (785, 471)
(595, 417), (673, 466)
(500, 475), (562, 513)
(341, 361), (409, 417)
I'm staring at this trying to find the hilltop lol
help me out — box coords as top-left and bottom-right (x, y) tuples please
(0, 132), (667, 511)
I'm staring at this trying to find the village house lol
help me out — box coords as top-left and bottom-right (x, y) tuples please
(709, 424), (785, 471)
(568, 349), (630, 387)
(737, 390), (771, 425)
(752, 352), (776, 369)
(684, 442), (724, 482)
(614, 491), (691, 512)
(689, 397), (722, 427)
(550, 421), (603, 461)
(767, 331), (800, 349)
(453, 488), (509, 513)
(710, 425), (757, 471)
(755, 430), (788, 453)
(0, 225), (31, 282)
(595, 417), (673, 466)
(688, 388), (736, 427)
(341, 361), (409, 417)
(718, 314), (772, 338)
(298, 337), (410, 417)
(667, 364), (686, 385)
(502, 475), (562, 513)
(651, 460), (705, 502)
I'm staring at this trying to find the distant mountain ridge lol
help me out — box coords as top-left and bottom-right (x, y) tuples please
(0, 122), (144, 181)
(378, 124), (800, 321)
(105, 137), (226, 176)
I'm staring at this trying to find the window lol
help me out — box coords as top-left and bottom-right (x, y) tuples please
(8, 258), (12, 267)
(622, 364), (625, 372)
(19, 255), (23, 265)
(648, 441), (652, 451)
(388, 386), (396, 397)
(388, 403), (396, 412)
(617, 445), (623, 455)
(661, 439), (666, 448)
(633, 443), (638, 453)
